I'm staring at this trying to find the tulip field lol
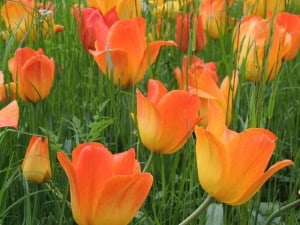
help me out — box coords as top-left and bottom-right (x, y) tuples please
(0, 0), (300, 224)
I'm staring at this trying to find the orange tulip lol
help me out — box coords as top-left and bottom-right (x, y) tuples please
(276, 12), (300, 61)
(8, 47), (55, 102)
(195, 100), (293, 205)
(175, 13), (207, 53)
(233, 15), (283, 81)
(73, 6), (119, 50)
(136, 79), (201, 154)
(86, 0), (141, 18)
(57, 143), (153, 225)
(199, 0), (234, 39)
(174, 55), (238, 125)
(0, 100), (19, 129)
(243, 0), (285, 17)
(1, 0), (63, 42)
(89, 17), (176, 87)
(21, 136), (51, 183)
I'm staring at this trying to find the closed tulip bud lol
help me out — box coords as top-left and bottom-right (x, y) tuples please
(57, 143), (153, 225)
(175, 13), (207, 53)
(72, 6), (119, 50)
(22, 136), (52, 184)
(8, 47), (55, 103)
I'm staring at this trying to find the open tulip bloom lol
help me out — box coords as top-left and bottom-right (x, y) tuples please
(174, 55), (238, 126)
(195, 100), (293, 205)
(136, 79), (201, 154)
(57, 142), (153, 225)
(89, 17), (176, 87)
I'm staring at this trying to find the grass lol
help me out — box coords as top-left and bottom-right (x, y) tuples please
(0, 0), (300, 224)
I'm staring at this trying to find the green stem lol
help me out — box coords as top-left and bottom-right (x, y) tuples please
(179, 195), (214, 225)
(264, 198), (300, 225)
(142, 151), (154, 172)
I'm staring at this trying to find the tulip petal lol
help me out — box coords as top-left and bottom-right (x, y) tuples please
(94, 174), (153, 225)
(74, 144), (114, 219)
(136, 89), (162, 152)
(221, 129), (277, 203)
(195, 126), (229, 196)
(57, 152), (83, 225)
(230, 159), (293, 205)
(146, 79), (167, 105)
(108, 18), (146, 70)
(113, 148), (136, 175)
(156, 90), (201, 154)
(0, 100), (19, 128)
(8, 47), (41, 81)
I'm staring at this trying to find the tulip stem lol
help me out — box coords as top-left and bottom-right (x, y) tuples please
(178, 195), (214, 225)
(142, 151), (154, 172)
(264, 198), (300, 225)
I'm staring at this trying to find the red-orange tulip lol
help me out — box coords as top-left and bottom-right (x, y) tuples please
(8, 47), (55, 102)
(174, 55), (238, 125)
(136, 79), (201, 154)
(89, 17), (176, 87)
(1, 0), (63, 41)
(22, 136), (51, 183)
(86, 0), (141, 18)
(195, 100), (293, 205)
(243, 0), (285, 17)
(175, 13), (207, 53)
(199, 0), (234, 39)
(276, 12), (300, 61)
(233, 15), (283, 81)
(57, 143), (153, 225)
(0, 100), (19, 129)
(73, 6), (119, 50)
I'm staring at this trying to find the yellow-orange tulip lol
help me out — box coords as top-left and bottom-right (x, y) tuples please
(233, 15), (283, 81)
(199, 0), (234, 39)
(195, 100), (293, 205)
(243, 0), (285, 17)
(21, 136), (51, 183)
(276, 12), (300, 61)
(57, 142), (153, 225)
(0, 100), (19, 129)
(86, 0), (141, 18)
(136, 79), (201, 154)
(89, 17), (176, 87)
(1, 0), (63, 42)
(174, 55), (238, 126)
(8, 47), (55, 102)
